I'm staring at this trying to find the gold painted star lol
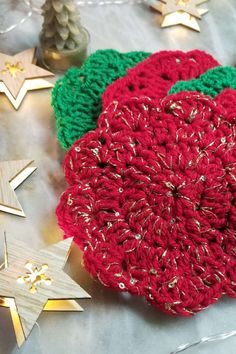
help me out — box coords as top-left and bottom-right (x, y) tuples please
(149, 0), (208, 31)
(0, 48), (54, 109)
(0, 237), (91, 347)
(0, 159), (36, 217)
(1, 61), (25, 78)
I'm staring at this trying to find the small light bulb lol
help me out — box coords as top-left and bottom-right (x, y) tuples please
(17, 277), (25, 284)
(29, 287), (37, 294)
(41, 264), (49, 270)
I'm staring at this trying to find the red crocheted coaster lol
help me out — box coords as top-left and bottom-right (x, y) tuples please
(102, 50), (220, 109)
(57, 90), (236, 316)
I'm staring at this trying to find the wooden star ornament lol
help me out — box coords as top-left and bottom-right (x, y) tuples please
(0, 237), (91, 347)
(149, 0), (208, 32)
(0, 159), (36, 217)
(0, 48), (54, 109)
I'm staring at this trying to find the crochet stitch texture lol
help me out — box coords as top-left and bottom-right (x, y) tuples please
(102, 50), (220, 109)
(169, 66), (236, 97)
(57, 89), (236, 316)
(51, 49), (150, 150)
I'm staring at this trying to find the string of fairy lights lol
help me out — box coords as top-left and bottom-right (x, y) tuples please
(0, 0), (146, 35)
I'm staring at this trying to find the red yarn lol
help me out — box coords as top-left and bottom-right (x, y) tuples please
(102, 50), (220, 109)
(215, 88), (236, 125)
(57, 90), (236, 316)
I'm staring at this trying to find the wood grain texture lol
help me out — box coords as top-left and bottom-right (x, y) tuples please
(150, 0), (208, 31)
(0, 238), (91, 346)
(0, 48), (54, 98)
(0, 48), (54, 109)
(0, 79), (54, 109)
(161, 0), (207, 19)
(0, 160), (36, 217)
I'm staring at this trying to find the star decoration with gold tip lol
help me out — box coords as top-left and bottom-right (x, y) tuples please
(0, 159), (36, 217)
(149, 0), (208, 32)
(0, 48), (54, 109)
(0, 237), (91, 347)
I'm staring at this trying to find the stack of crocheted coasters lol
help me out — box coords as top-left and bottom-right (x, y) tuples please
(52, 49), (150, 149)
(57, 88), (236, 316)
(52, 49), (219, 150)
(56, 48), (236, 315)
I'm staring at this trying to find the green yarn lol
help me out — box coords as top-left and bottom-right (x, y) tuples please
(169, 66), (236, 98)
(51, 49), (150, 150)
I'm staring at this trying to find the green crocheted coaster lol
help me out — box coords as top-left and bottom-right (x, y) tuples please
(51, 49), (150, 150)
(169, 66), (236, 97)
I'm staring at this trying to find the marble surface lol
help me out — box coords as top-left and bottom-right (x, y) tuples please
(0, 1), (236, 354)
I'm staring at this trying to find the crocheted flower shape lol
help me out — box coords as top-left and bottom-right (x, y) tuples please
(169, 66), (236, 97)
(51, 49), (150, 150)
(102, 50), (220, 110)
(57, 90), (236, 316)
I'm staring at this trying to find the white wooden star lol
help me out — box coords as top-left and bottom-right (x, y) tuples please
(0, 237), (91, 347)
(149, 0), (208, 31)
(0, 48), (54, 109)
(0, 159), (36, 217)
(162, 0), (207, 19)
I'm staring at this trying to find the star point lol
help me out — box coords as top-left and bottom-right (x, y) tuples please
(0, 159), (36, 217)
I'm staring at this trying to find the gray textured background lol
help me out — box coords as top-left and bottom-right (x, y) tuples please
(0, 1), (236, 354)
